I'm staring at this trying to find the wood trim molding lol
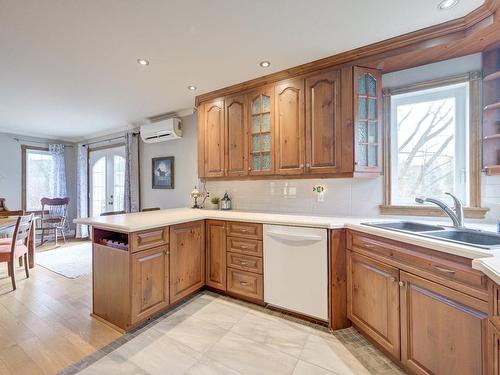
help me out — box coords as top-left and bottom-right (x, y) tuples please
(379, 205), (489, 219)
(381, 72), (487, 219)
(195, 0), (500, 105)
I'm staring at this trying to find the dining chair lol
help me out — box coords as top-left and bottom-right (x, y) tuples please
(39, 197), (69, 246)
(0, 214), (33, 290)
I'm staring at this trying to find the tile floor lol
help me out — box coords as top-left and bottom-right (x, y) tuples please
(65, 292), (405, 375)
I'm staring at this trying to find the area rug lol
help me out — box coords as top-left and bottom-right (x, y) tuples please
(36, 242), (92, 278)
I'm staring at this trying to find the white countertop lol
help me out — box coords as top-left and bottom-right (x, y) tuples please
(74, 207), (500, 262)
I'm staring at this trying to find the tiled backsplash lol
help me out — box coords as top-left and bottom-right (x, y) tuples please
(205, 177), (384, 217)
(206, 174), (500, 223)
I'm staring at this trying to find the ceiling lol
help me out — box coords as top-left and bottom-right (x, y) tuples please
(0, 0), (485, 141)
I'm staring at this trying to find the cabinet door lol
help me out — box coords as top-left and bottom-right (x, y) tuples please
(489, 321), (500, 375)
(170, 221), (205, 303)
(225, 94), (248, 177)
(305, 70), (342, 174)
(248, 86), (275, 175)
(206, 220), (227, 291)
(131, 245), (169, 323)
(353, 66), (382, 174)
(203, 99), (225, 177)
(400, 271), (488, 375)
(275, 78), (305, 175)
(347, 251), (400, 358)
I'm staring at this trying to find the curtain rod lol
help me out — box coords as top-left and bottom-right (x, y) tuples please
(81, 132), (139, 147)
(13, 137), (74, 148)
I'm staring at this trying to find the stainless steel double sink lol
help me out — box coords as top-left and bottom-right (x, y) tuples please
(362, 221), (500, 250)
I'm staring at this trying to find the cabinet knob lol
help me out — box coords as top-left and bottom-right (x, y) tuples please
(398, 281), (406, 288)
(389, 276), (396, 283)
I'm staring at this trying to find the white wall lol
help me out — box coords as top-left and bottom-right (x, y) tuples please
(0, 132), (77, 229)
(139, 114), (198, 209)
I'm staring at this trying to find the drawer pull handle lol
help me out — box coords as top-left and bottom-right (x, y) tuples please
(432, 265), (456, 275)
(362, 242), (375, 249)
(239, 229), (248, 233)
(240, 281), (249, 286)
(240, 245), (249, 249)
(239, 261), (248, 265)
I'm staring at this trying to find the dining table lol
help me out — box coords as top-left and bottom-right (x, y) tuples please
(0, 216), (37, 268)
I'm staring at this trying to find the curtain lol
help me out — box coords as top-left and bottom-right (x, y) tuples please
(124, 132), (140, 213)
(48, 144), (67, 198)
(75, 143), (89, 238)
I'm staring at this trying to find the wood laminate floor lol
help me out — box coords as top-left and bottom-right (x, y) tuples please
(0, 239), (121, 375)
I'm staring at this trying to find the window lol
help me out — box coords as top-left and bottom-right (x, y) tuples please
(22, 146), (55, 212)
(382, 73), (486, 218)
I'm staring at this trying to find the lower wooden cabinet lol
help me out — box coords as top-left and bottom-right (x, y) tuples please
(347, 251), (400, 358)
(400, 271), (488, 375)
(489, 320), (500, 375)
(170, 221), (206, 304)
(227, 268), (263, 302)
(206, 220), (227, 291)
(131, 245), (170, 324)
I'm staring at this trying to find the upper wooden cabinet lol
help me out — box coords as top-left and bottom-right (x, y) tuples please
(197, 65), (382, 180)
(200, 99), (225, 178)
(275, 78), (305, 175)
(248, 86), (275, 176)
(305, 70), (343, 174)
(353, 66), (383, 174)
(225, 94), (248, 177)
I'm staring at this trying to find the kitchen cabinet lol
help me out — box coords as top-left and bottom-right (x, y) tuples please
(400, 271), (487, 375)
(225, 94), (248, 177)
(347, 251), (400, 358)
(131, 245), (169, 323)
(201, 98), (225, 177)
(305, 69), (343, 174)
(353, 66), (383, 174)
(489, 320), (500, 375)
(248, 86), (275, 176)
(170, 221), (206, 304)
(275, 78), (305, 175)
(205, 220), (227, 291)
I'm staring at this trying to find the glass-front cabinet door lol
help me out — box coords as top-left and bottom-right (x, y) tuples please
(353, 66), (382, 174)
(248, 86), (274, 175)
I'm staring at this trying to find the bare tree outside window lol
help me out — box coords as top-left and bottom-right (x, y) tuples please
(390, 83), (469, 206)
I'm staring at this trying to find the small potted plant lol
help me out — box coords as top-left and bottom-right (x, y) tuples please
(210, 197), (220, 210)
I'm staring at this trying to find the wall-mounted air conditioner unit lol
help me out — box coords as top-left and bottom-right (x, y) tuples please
(140, 118), (182, 144)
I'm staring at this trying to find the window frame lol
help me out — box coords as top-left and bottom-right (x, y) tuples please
(21, 144), (51, 213)
(380, 72), (488, 219)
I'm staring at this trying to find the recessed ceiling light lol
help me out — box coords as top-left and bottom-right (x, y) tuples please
(187, 85), (197, 91)
(437, 0), (459, 10)
(259, 61), (271, 68)
(137, 58), (150, 66)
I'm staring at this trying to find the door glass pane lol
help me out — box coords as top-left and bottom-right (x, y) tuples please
(262, 113), (270, 132)
(261, 133), (271, 152)
(252, 134), (260, 152)
(251, 97), (261, 114)
(368, 145), (377, 167)
(252, 115), (260, 133)
(358, 75), (366, 95)
(368, 75), (377, 97)
(113, 155), (125, 211)
(252, 154), (260, 170)
(368, 99), (377, 120)
(92, 157), (106, 217)
(358, 121), (368, 143)
(262, 95), (271, 112)
(262, 153), (271, 170)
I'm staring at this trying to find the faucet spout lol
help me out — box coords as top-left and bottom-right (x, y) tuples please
(414, 193), (465, 229)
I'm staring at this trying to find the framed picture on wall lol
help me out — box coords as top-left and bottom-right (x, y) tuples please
(152, 156), (174, 189)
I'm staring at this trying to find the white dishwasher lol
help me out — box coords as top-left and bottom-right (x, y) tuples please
(263, 224), (328, 321)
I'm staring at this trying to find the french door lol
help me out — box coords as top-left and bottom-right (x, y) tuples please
(89, 146), (126, 217)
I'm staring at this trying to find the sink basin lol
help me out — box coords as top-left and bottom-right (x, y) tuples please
(423, 230), (500, 249)
(363, 221), (445, 233)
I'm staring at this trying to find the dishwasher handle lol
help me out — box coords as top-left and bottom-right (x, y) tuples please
(266, 230), (323, 242)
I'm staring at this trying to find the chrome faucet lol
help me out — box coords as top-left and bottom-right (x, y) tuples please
(415, 192), (464, 229)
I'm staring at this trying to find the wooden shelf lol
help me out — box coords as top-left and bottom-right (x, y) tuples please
(484, 102), (500, 111)
(484, 134), (500, 141)
(484, 70), (500, 82)
(485, 165), (500, 176)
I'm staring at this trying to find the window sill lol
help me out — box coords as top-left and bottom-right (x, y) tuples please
(379, 205), (489, 219)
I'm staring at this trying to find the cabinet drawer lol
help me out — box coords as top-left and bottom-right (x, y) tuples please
(226, 221), (263, 240)
(131, 227), (169, 253)
(350, 232), (487, 292)
(227, 252), (263, 274)
(227, 237), (263, 257)
(227, 268), (263, 302)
